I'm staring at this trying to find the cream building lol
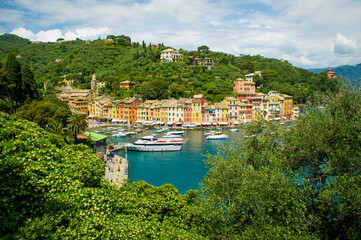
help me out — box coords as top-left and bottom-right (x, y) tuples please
(160, 48), (183, 63)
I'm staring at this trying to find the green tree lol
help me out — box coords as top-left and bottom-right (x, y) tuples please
(4, 53), (22, 112)
(46, 121), (73, 144)
(197, 45), (209, 54)
(17, 95), (71, 129)
(22, 65), (40, 101)
(169, 83), (186, 98)
(140, 79), (169, 100)
(67, 113), (88, 143)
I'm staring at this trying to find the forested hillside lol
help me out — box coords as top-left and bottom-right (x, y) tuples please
(0, 34), (340, 103)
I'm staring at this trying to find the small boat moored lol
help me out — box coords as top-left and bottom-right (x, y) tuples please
(206, 132), (228, 140)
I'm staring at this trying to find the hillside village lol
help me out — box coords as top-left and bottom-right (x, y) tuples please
(58, 63), (298, 127)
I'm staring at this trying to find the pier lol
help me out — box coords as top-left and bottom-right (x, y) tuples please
(104, 149), (128, 186)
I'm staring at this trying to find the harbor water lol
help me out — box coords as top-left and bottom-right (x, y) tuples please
(104, 128), (243, 194)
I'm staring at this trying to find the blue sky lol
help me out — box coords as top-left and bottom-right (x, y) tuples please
(1, 0), (360, 69)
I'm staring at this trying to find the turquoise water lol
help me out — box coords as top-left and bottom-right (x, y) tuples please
(106, 128), (243, 194)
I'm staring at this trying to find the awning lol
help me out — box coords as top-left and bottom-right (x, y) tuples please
(167, 122), (173, 125)
(202, 122), (211, 126)
(212, 122), (217, 126)
(136, 120), (143, 123)
(233, 121), (239, 125)
(219, 122), (229, 125)
(195, 123), (201, 126)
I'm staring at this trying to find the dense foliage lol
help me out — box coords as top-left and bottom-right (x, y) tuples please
(0, 34), (340, 103)
(0, 52), (40, 114)
(0, 112), (204, 239)
(194, 87), (361, 239)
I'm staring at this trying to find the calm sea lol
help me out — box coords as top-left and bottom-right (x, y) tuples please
(104, 128), (243, 194)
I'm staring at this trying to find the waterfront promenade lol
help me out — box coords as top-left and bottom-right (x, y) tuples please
(104, 152), (128, 186)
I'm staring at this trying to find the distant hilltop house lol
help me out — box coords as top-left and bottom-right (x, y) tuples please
(244, 71), (262, 81)
(119, 80), (135, 91)
(58, 73), (82, 86)
(160, 48), (183, 63)
(104, 38), (114, 46)
(31, 41), (42, 44)
(327, 68), (337, 79)
(192, 57), (215, 69)
(55, 58), (63, 63)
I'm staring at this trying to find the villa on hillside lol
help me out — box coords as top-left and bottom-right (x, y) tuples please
(244, 71), (262, 81)
(119, 80), (135, 91)
(327, 68), (337, 79)
(160, 48), (183, 63)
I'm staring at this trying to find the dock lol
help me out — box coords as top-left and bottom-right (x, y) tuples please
(104, 150), (128, 187)
(108, 144), (124, 152)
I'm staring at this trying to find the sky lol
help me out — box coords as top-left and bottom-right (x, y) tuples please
(1, 0), (360, 69)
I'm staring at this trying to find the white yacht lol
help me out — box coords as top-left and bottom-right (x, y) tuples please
(206, 132), (228, 140)
(113, 132), (126, 137)
(125, 135), (184, 151)
(165, 131), (184, 136)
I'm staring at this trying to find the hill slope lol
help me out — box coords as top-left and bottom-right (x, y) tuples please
(0, 34), (340, 104)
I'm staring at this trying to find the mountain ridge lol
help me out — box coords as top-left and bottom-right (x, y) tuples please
(307, 64), (361, 81)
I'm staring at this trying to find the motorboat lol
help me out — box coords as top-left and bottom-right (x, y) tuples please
(125, 135), (184, 151)
(113, 132), (126, 137)
(206, 132), (228, 140)
(166, 131), (184, 136)
(162, 131), (185, 138)
(204, 130), (219, 136)
(230, 128), (239, 132)
(155, 127), (169, 133)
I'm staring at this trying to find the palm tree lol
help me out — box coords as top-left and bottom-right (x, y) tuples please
(67, 113), (88, 144)
(47, 122), (74, 144)
(47, 121), (64, 135)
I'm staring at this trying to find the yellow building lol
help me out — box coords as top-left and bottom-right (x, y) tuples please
(192, 99), (202, 123)
(280, 94), (293, 119)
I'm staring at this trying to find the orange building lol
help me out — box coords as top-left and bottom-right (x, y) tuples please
(233, 78), (257, 100)
(119, 80), (135, 91)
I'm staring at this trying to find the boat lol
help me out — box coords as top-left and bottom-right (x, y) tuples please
(204, 130), (219, 136)
(125, 135), (184, 151)
(165, 131), (184, 136)
(162, 132), (184, 138)
(155, 127), (168, 133)
(113, 132), (127, 137)
(206, 132), (228, 140)
(124, 131), (136, 135)
(230, 128), (239, 132)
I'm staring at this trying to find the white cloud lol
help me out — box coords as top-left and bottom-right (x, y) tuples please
(4, 0), (361, 68)
(10, 27), (111, 42)
(11, 27), (35, 40)
(35, 29), (63, 42)
(333, 33), (358, 55)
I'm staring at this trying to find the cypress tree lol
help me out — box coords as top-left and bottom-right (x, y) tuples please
(4, 53), (22, 112)
(22, 65), (39, 102)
